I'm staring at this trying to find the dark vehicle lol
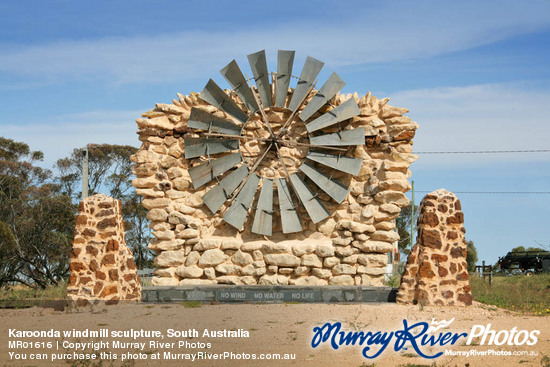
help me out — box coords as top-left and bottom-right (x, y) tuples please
(499, 251), (550, 275)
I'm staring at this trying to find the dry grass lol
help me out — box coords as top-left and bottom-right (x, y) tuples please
(0, 281), (67, 308)
(470, 273), (550, 315)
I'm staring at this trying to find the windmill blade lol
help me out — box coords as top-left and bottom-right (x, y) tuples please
(309, 127), (365, 147)
(276, 178), (302, 233)
(202, 164), (249, 214)
(252, 178), (273, 236)
(188, 152), (242, 189)
(188, 108), (241, 135)
(275, 50), (295, 107)
(306, 151), (362, 176)
(199, 79), (249, 123)
(184, 138), (239, 159)
(299, 73), (345, 121)
(305, 98), (360, 133)
(299, 163), (350, 204)
(247, 50), (272, 107)
(220, 60), (259, 113)
(287, 56), (324, 112)
(223, 173), (261, 230)
(289, 174), (330, 223)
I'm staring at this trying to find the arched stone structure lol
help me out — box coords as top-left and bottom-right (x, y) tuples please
(132, 89), (418, 287)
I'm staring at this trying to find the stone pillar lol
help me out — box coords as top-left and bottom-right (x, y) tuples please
(397, 189), (472, 306)
(67, 194), (141, 306)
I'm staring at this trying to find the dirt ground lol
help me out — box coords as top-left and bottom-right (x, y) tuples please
(0, 301), (548, 367)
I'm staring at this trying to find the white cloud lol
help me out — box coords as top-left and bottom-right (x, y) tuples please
(0, 1), (549, 85)
(6, 82), (549, 172)
(2, 110), (142, 169)
(388, 82), (550, 168)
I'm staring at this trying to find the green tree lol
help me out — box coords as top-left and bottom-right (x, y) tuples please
(466, 240), (478, 272)
(55, 144), (152, 268)
(396, 204), (419, 255)
(56, 144), (138, 199)
(0, 137), (75, 288)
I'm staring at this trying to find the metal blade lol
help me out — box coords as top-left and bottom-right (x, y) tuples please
(247, 50), (272, 107)
(309, 127), (365, 146)
(188, 152), (242, 189)
(184, 138), (239, 159)
(199, 79), (248, 123)
(299, 72), (345, 121)
(223, 173), (261, 230)
(188, 108), (241, 135)
(288, 56), (324, 112)
(289, 173), (330, 223)
(275, 50), (295, 107)
(202, 164), (249, 214)
(305, 98), (360, 133)
(299, 163), (350, 204)
(252, 178), (273, 236)
(276, 178), (302, 233)
(306, 151), (362, 176)
(220, 60), (259, 113)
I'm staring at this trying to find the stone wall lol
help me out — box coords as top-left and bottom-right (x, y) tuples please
(396, 189), (473, 306)
(67, 194), (141, 305)
(132, 89), (418, 287)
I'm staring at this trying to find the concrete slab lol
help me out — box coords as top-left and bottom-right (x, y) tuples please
(142, 285), (397, 303)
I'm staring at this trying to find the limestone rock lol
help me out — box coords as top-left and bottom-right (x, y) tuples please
(262, 242), (292, 254)
(179, 279), (217, 285)
(194, 238), (222, 251)
(176, 265), (203, 278)
(232, 250), (253, 265)
(215, 264), (242, 275)
(374, 191), (409, 206)
(338, 220), (375, 233)
(370, 230), (400, 242)
(259, 274), (289, 285)
(185, 251), (200, 266)
(358, 254), (388, 267)
(323, 257), (340, 268)
(329, 275), (354, 285)
(294, 276), (327, 286)
(147, 209), (168, 222)
(198, 249), (228, 267)
(352, 240), (393, 253)
(149, 239), (185, 252)
(240, 241), (265, 252)
(311, 268), (332, 279)
(152, 277), (179, 286)
(301, 254), (323, 268)
(154, 250), (186, 267)
(357, 266), (386, 275)
(316, 243), (335, 257)
(264, 254), (301, 267)
(291, 241), (316, 257)
(332, 264), (357, 275)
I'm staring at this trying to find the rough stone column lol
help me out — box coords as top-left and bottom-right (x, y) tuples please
(67, 194), (141, 306)
(397, 189), (473, 306)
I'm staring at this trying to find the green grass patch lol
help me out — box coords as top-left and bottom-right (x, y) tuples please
(471, 273), (550, 315)
(181, 300), (202, 308)
(0, 282), (68, 308)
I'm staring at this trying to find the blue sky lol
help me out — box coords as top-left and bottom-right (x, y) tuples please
(1, 1), (549, 264)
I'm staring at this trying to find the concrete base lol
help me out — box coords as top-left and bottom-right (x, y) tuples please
(142, 285), (397, 303)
